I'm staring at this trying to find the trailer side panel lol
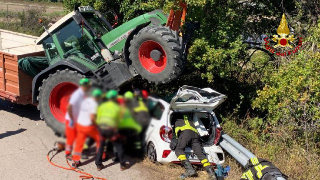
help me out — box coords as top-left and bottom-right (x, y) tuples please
(0, 29), (44, 104)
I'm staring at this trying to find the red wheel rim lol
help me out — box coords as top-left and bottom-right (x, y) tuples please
(138, 40), (167, 74)
(49, 82), (78, 123)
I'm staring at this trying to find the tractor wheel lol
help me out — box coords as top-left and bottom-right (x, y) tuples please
(37, 69), (83, 136)
(129, 25), (183, 84)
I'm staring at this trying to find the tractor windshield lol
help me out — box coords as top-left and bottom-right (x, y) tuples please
(82, 13), (110, 37)
(55, 20), (104, 65)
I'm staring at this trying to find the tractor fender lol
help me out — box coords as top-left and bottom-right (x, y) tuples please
(123, 22), (150, 73)
(32, 60), (92, 104)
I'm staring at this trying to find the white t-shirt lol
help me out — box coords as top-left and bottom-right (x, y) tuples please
(77, 97), (98, 126)
(65, 88), (85, 122)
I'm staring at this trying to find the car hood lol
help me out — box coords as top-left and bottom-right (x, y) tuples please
(170, 85), (227, 112)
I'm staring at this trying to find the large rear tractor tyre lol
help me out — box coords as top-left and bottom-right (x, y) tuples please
(37, 69), (83, 136)
(129, 26), (184, 84)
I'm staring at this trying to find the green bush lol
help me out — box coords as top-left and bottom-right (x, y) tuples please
(0, 7), (48, 36)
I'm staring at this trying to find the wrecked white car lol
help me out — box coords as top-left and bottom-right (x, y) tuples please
(145, 85), (227, 165)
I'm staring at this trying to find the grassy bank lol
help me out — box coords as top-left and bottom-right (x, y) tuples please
(0, 7), (66, 36)
(0, 0), (63, 7)
(222, 117), (320, 180)
(140, 117), (319, 180)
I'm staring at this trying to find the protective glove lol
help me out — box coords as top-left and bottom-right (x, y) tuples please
(170, 138), (178, 150)
(69, 120), (74, 128)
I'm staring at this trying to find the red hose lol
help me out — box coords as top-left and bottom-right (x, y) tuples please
(47, 149), (107, 180)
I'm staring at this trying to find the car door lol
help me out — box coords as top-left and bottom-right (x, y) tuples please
(145, 97), (169, 144)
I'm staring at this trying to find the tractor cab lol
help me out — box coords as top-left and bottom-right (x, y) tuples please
(36, 7), (116, 69)
(76, 6), (114, 37)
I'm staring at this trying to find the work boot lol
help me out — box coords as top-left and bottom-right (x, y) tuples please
(205, 166), (218, 180)
(120, 164), (126, 171)
(180, 160), (197, 179)
(96, 164), (104, 171)
(71, 161), (81, 169)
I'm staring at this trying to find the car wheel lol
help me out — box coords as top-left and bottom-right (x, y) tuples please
(147, 142), (157, 163)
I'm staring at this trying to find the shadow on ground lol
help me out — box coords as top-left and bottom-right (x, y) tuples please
(0, 99), (40, 121)
(0, 128), (27, 139)
(80, 145), (144, 171)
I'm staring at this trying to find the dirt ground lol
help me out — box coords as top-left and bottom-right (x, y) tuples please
(0, 98), (244, 180)
(0, 99), (244, 180)
(0, 99), (166, 180)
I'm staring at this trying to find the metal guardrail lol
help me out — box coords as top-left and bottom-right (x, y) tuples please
(219, 133), (255, 167)
(219, 133), (286, 180)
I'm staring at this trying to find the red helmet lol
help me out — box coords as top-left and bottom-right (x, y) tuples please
(141, 90), (149, 99)
(117, 96), (125, 105)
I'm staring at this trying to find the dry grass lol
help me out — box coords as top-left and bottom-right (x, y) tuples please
(139, 157), (245, 180)
(139, 143), (320, 180)
(140, 157), (211, 180)
(223, 155), (243, 180)
(253, 144), (320, 180)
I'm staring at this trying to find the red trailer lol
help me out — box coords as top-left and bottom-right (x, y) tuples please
(0, 29), (44, 105)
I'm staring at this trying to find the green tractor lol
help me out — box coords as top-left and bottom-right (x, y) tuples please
(33, 5), (188, 135)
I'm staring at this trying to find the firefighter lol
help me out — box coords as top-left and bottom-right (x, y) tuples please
(123, 91), (143, 155)
(132, 90), (150, 128)
(120, 91), (142, 134)
(241, 157), (287, 180)
(71, 88), (103, 167)
(170, 112), (217, 180)
(65, 78), (91, 158)
(95, 90), (127, 171)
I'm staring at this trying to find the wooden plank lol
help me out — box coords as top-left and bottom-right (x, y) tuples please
(3, 54), (15, 60)
(0, 80), (3, 91)
(17, 51), (45, 59)
(5, 71), (18, 83)
(0, 89), (18, 102)
(5, 79), (19, 95)
(4, 56), (18, 63)
(1, 53), (5, 91)
(4, 61), (18, 72)
(0, 29), (45, 103)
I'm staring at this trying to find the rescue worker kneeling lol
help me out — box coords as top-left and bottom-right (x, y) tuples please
(241, 157), (287, 180)
(170, 113), (217, 180)
(95, 90), (127, 171)
(72, 88), (102, 167)
(118, 92), (143, 156)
